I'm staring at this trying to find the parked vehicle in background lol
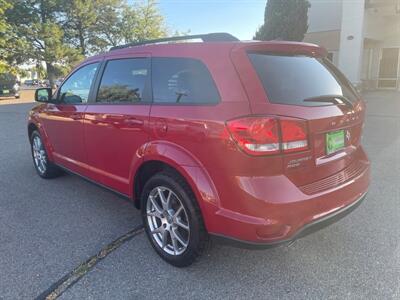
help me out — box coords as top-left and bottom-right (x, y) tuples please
(24, 79), (39, 87)
(0, 73), (20, 98)
(24, 79), (33, 87)
(28, 33), (370, 267)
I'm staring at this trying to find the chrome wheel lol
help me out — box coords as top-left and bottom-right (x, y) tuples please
(146, 186), (190, 256)
(32, 135), (47, 174)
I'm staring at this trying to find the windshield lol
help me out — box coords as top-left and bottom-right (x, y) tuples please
(248, 53), (359, 106)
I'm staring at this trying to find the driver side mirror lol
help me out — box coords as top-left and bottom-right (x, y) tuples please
(35, 88), (53, 103)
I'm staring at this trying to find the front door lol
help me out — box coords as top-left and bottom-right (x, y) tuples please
(84, 56), (151, 195)
(378, 48), (399, 89)
(40, 62), (100, 173)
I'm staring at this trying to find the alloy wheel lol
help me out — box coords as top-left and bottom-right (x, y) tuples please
(146, 186), (190, 255)
(32, 135), (47, 174)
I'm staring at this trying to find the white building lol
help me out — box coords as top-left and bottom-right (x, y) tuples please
(304, 0), (400, 90)
(18, 63), (39, 83)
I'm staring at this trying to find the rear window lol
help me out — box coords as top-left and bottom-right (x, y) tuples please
(248, 53), (359, 106)
(0, 73), (16, 85)
(152, 57), (220, 104)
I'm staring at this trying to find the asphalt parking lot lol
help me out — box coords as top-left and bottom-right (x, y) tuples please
(0, 91), (399, 299)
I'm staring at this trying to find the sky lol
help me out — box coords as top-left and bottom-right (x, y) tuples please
(157, 0), (267, 40)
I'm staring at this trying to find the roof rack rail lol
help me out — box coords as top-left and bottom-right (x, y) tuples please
(110, 32), (239, 51)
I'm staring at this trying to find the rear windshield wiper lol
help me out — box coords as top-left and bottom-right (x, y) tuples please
(303, 95), (353, 107)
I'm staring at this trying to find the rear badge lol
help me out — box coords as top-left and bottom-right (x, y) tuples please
(287, 156), (312, 169)
(346, 130), (351, 141)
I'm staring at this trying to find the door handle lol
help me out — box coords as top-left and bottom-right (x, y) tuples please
(123, 118), (144, 127)
(70, 113), (81, 120)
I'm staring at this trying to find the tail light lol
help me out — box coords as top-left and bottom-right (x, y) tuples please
(226, 116), (308, 156)
(280, 120), (308, 153)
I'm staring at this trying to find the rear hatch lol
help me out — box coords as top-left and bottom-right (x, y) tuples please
(231, 42), (366, 188)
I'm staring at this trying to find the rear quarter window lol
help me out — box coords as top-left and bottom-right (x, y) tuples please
(152, 57), (220, 104)
(248, 53), (359, 106)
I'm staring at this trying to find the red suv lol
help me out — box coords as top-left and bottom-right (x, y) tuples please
(29, 33), (370, 267)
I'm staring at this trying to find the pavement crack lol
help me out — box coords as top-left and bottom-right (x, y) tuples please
(35, 225), (144, 300)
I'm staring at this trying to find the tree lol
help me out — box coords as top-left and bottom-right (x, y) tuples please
(5, 0), (83, 85)
(254, 0), (310, 42)
(62, 0), (123, 55)
(0, 0), (12, 73)
(62, 0), (97, 55)
(127, 0), (167, 42)
(63, 0), (167, 54)
(91, 0), (125, 49)
(98, 0), (167, 48)
(0, 0), (28, 74)
(2, 0), (168, 81)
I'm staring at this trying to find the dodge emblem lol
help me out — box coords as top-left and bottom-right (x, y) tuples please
(346, 130), (351, 141)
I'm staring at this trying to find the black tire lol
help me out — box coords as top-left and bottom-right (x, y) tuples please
(141, 171), (210, 267)
(30, 130), (62, 179)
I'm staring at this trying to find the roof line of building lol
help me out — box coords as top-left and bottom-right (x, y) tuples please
(306, 29), (341, 34)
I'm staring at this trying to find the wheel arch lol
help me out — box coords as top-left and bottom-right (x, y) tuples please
(132, 141), (220, 229)
(28, 122), (38, 139)
(27, 121), (54, 162)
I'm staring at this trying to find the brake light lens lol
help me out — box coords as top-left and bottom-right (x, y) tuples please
(226, 117), (280, 155)
(226, 117), (308, 156)
(280, 120), (308, 153)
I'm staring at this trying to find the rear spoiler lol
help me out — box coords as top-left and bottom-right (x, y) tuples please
(232, 41), (328, 58)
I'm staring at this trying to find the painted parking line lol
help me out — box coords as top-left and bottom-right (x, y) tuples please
(36, 225), (144, 300)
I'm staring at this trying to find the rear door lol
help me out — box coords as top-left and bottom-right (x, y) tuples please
(84, 54), (152, 195)
(231, 44), (366, 187)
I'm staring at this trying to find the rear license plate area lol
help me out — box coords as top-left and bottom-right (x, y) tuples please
(326, 130), (345, 155)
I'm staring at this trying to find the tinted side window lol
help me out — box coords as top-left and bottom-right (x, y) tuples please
(248, 53), (358, 107)
(152, 57), (220, 104)
(97, 58), (150, 103)
(59, 63), (99, 104)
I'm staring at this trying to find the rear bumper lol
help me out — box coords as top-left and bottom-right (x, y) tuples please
(0, 90), (18, 97)
(212, 191), (367, 249)
(206, 149), (370, 245)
